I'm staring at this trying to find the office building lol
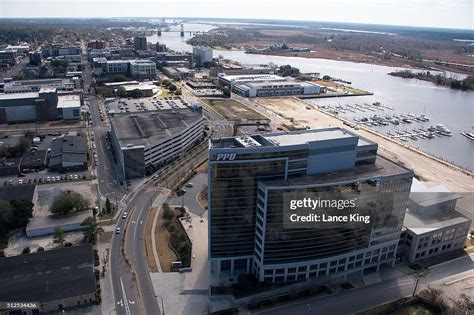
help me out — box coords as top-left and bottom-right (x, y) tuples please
(398, 180), (471, 263)
(218, 73), (323, 97)
(193, 46), (213, 65)
(56, 95), (82, 120)
(0, 244), (96, 314)
(5, 45), (29, 54)
(28, 51), (42, 65)
(42, 44), (81, 58)
(0, 50), (18, 65)
(156, 42), (167, 52)
(162, 66), (194, 80)
(208, 128), (414, 284)
(129, 59), (157, 79)
(106, 60), (130, 74)
(134, 36), (148, 51)
(109, 99), (203, 180)
(87, 40), (106, 50)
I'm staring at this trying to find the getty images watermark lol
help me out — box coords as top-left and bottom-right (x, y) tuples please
(281, 190), (392, 230)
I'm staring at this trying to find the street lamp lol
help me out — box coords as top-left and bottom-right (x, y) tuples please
(156, 295), (165, 315)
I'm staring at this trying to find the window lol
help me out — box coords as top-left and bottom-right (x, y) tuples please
(329, 268), (337, 274)
(287, 275), (296, 282)
(275, 268), (284, 275)
(318, 270), (326, 277)
(338, 258), (346, 265)
(297, 274), (306, 281)
(337, 266), (345, 272)
(348, 263), (355, 270)
(320, 262), (327, 269)
(309, 272), (317, 278)
(298, 266), (306, 273)
(310, 264), (318, 271)
(330, 261), (337, 267)
(288, 267), (296, 274)
(264, 269), (273, 275)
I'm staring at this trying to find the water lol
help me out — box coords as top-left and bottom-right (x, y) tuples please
(148, 24), (474, 172)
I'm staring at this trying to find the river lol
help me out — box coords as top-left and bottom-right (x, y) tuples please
(148, 23), (473, 172)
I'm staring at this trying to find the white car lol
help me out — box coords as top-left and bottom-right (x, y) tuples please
(122, 212), (128, 219)
(185, 183), (194, 188)
(115, 227), (121, 234)
(74, 174), (78, 180)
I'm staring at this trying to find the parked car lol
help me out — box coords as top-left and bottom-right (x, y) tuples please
(185, 183), (193, 188)
(115, 227), (121, 234)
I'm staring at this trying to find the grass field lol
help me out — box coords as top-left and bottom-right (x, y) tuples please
(206, 99), (268, 121)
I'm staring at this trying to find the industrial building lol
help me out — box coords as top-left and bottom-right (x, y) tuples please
(193, 46), (213, 65)
(0, 88), (82, 124)
(218, 73), (323, 97)
(398, 180), (471, 263)
(0, 244), (96, 314)
(0, 77), (80, 93)
(208, 128), (414, 284)
(26, 210), (93, 238)
(109, 99), (204, 180)
(48, 134), (88, 172)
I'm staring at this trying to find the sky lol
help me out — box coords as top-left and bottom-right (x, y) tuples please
(1, 0), (473, 30)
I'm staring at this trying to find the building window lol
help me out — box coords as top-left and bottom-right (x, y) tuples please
(287, 275), (296, 282)
(275, 276), (284, 282)
(264, 269), (273, 275)
(288, 267), (296, 274)
(320, 262), (327, 269)
(221, 260), (231, 271)
(337, 266), (345, 272)
(275, 268), (284, 275)
(329, 268), (337, 274)
(310, 264), (318, 271)
(330, 261), (337, 267)
(298, 266), (306, 273)
(309, 272), (318, 278)
(297, 274), (306, 281)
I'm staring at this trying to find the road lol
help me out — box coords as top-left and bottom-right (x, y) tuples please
(258, 277), (416, 315)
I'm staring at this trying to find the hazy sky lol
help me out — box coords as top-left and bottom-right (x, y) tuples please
(1, 0), (473, 30)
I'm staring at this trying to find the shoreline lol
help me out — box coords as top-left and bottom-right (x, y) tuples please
(295, 97), (474, 177)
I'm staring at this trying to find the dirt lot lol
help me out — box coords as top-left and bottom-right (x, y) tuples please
(34, 181), (98, 216)
(205, 99), (268, 121)
(255, 97), (474, 192)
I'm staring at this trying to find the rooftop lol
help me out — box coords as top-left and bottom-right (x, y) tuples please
(105, 96), (187, 113)
(0, 92), (40, 100)
(403, 207), (470, 235)
(57, 94), (81, 109)
(211, 127), (375, 149)
(219, 74), (286, 82)
(110, 108), (202, 148)
(0, 184), (36, 202)
(0, 244), (96, 303)
(26, 210), (93, 231)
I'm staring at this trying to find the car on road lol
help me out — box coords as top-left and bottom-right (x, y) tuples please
(185, 183), (194, 188)
(56, 176), (60, 181)
(18, 179), (22, 185)
(152, 175), (158, 180)
(74, 174), (78, 180)
(115, 227), (121, 234)
(122, 212), (128, 219)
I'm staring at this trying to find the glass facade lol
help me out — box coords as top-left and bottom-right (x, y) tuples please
(209, 150), (307, 259)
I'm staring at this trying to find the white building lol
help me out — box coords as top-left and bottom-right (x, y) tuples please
(57, 94), (82, 120)
(129, 59), (157, 78)
(106, 60), (129, 74)
(398, 180), (471, 263)
(193, 46), (213, 65)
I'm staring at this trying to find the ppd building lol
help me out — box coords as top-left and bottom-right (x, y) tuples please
(208, 128), (413, 284)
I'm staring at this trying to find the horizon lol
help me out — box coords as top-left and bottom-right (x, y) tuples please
(1, 0), (473, 30)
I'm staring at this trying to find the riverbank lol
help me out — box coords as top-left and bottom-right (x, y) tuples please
(388, 70), (473, 91)
(254, 97), (473, 192)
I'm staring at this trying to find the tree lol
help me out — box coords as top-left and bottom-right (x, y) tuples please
(129, 89), (143, 99)
(50, 191), (89, 216)
(169, 84), (177, 92)
(81, 217), (103, 244)
(117, 86), (127, 98)
(53, 227), (66, 247)
(0, 201), (14, 236)
(162, 203), (174, 221)
(222, 87), (231, 97)
(114, 74), (127, 82)
(174, 88), (182, 95)
(322, 75), (331, 81)
(22, 246), (31, 254)
(105, 198), (112, 214)
(37, 246), (45, 252)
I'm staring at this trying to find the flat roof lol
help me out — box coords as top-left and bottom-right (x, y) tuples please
(403, 208), (470, 235)
(57, 94), (81, 108)
(0, 184), (36, 202)
(0, 244), (96, 303)
(106, 96), (187, 113)
(0, 92), (39, 100)
(211, 127), (375, 149)
(220, 74), (286, 82)
(110, 108), (202, 148)
(26, 210), (93, 231)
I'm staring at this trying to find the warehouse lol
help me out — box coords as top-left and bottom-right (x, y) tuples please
(0, 244), (96, 313)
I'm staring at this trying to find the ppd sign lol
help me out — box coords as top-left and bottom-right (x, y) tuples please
(215, 153), (236, 161)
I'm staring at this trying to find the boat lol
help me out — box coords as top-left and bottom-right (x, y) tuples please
(427, 125), (436, 132)
(435, 124), (451, 135)
(460, 132), (474, 140)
